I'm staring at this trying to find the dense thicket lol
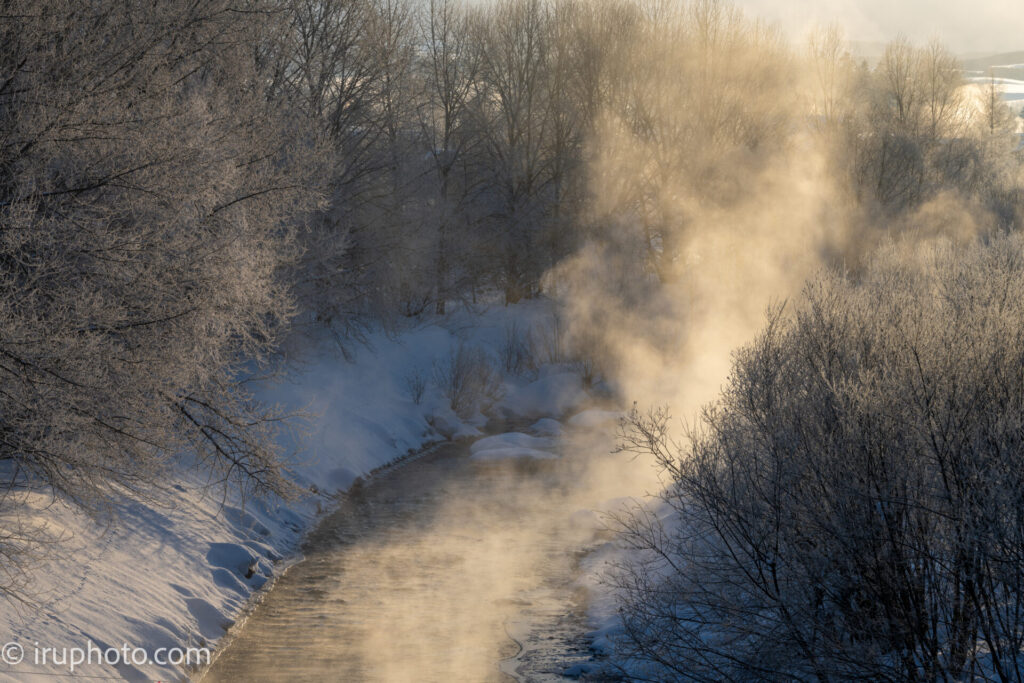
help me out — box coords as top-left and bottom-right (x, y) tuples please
(619, 238), (1024, 680)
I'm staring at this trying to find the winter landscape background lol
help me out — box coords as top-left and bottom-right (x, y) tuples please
(1, 0), (1023, 680)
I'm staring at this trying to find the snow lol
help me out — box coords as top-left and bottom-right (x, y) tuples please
(967, 76), (1024, 112)
(470, 432), (559, 461)
(0, 484), (301, 681)
(258, 325), (460, 492)
(574, 494), (695, 679)
(0, 298), (594, 682)
(498, 370), (588, 420)
(470, 446), (559, 462)
(563, 659), (603, 677)
(567, 409), (623, 429)
(528, 417), (563, 437)
(471, 432), (557, 453)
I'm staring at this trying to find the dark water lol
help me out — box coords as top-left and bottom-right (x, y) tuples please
(202, 426), (624, 683)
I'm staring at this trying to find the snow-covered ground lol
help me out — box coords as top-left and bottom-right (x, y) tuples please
(0, 299), (596, 682)
(967, 74), (1024, 114)
(575, 496), (678, 680)
(469, 431), (559, 461)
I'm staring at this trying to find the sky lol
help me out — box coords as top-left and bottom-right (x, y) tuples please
(735, 0), (1022, 55)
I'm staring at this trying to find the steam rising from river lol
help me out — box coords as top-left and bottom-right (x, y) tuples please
(206, 425), (649, 682)
(549, 3), (1004, 422)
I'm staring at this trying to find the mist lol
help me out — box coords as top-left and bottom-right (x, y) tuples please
(547, 0), (1021, 425)
(736, 0), (1023, 55)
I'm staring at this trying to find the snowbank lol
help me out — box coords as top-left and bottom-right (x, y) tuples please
(528, 418), (563, 437)
(469, 432), (559, 461)
(567, 409), (623, 429)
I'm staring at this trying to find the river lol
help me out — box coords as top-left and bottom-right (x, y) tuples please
(202, 416), (629, 682)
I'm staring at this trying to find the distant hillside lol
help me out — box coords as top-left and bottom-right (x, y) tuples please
(846, 47), (1024, 76)
(961, 51), (1024, 80)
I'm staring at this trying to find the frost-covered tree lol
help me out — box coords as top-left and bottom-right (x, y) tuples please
(617, 236), (1024, 681)
(470, 0), (559, 303)
(0, 0), (321, 594)
(417, 0), (486, 314)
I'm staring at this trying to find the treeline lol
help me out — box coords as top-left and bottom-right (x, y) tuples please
(281, 0), (1023, 323)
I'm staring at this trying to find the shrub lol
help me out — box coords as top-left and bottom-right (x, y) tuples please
(433, 344), (505, 418)
(403, 370), (428, 405)
(529, 313), (569, 365)
(501, 322), (536, 376)
(616, 236), (1024, 681)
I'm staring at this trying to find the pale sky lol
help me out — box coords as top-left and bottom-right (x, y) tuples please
(734, 0), (1022, 55)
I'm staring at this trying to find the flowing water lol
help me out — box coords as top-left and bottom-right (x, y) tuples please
(202, 420), (627, 682)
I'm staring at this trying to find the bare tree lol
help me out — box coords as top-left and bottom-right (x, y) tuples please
(417, 0), (485, 313)
(808, 24), (852, 130)
(471, 0), (557, 303)
(616, 236), (1024, 681)
(0, 0), (320, 597)
(980, 71), (1018, 138)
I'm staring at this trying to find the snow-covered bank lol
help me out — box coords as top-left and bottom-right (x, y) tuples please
(0, 299), (595, 682)
(470, 432), (558, 461)
(575, 497), (678, 680)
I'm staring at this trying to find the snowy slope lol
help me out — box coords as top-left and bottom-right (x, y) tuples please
(967, 75), (1024, 113)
